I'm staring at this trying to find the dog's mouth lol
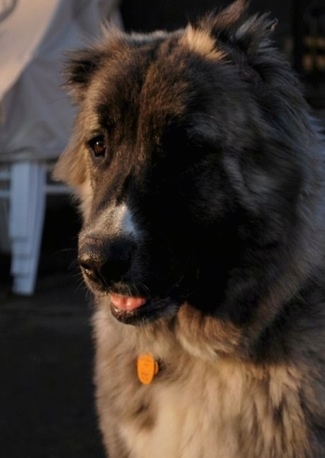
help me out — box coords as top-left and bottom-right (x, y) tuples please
(109, 293), (180, 325)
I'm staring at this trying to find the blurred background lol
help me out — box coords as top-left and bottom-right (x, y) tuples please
(0, 0), (324, 457)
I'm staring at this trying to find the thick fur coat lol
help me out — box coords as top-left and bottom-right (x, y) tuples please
(54, 0), (325, 456)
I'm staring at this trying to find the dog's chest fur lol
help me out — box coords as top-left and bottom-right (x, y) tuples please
(94, 306), (309, 458)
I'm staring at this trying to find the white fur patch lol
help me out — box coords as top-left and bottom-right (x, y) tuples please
(83, 201), (139, 241)
(113, 203), (138, 239)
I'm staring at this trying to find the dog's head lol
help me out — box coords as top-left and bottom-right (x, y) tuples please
(54, 0), (323, 351)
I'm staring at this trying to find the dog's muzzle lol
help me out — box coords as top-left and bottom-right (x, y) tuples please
(78, 235), (181, 325)
(78, 236), (136, 291)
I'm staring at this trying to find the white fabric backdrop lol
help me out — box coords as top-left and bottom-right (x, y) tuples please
(0, 0), (122, 161)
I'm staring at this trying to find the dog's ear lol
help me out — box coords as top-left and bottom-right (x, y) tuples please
(232, 13), (278, 55)
(63, 47), (105, 103)
(53, 47), (106, 185)
(196, 0), (277, 56)
(202, 0), (251, 31)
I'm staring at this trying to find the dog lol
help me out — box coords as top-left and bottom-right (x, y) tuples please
(54, 0), (325, 456)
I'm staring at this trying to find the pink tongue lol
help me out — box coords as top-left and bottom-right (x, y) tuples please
(110, 294), (147, 311)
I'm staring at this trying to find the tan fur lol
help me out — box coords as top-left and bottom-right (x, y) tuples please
(181, 26), (225, 60)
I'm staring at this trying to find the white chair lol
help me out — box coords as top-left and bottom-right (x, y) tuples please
(0, 161), (70, 294)
(0, 0), (122, 295)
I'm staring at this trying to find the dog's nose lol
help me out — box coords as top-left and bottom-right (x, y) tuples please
(78, 237), (135, 288)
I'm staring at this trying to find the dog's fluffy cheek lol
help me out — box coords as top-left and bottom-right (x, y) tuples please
(77, 179), (93, 221)
(53, 146), (87, 187)
(176, 304), (241, 360)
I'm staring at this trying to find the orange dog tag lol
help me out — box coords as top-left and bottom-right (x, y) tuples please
(137, 354), (159, 384)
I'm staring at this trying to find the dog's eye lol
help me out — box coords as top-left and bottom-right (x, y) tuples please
(88, 136), (107, 158)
